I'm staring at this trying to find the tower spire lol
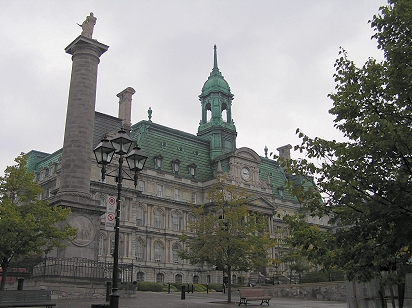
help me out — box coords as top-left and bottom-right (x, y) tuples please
(213, 44), (218, 71)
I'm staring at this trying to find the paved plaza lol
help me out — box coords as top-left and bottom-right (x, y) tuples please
(56, 291), (347, 308)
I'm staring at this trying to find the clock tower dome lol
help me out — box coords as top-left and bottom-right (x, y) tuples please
(198, 45), (237, 160)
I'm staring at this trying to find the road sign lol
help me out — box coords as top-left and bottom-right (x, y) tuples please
(105, 196), (116, 231)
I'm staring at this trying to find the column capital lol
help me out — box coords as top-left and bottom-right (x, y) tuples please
(65, 35), (109, 57)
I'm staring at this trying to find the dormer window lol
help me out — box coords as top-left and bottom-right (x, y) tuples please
(154, 155), (163, 170)
(277, 186), (284, 199)
(172, 159), (180, 174)
(188, 163), (197, 177)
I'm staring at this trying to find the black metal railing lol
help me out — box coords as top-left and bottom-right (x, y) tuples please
(29, 257), (138, 282)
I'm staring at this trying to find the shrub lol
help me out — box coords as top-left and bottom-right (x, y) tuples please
(208, 283), (224, 292)
(194, 284), (206, 292)
(119, 282), (137, 291)
(137, 282), (163, 292)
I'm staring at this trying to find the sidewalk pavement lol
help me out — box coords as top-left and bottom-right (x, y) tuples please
(55, 291), (348, 308)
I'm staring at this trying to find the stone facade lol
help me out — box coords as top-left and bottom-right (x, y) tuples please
(26, 14), (332, 285)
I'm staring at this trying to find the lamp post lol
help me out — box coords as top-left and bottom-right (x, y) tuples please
(94, 127), (147, 308)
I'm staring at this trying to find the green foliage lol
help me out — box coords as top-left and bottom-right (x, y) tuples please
(179, 177), (274, 274)
(193, 284), (207, 292)
(283, 214), (337, 277)
(119, 282), (137, 291)
(0, 154), (77, 290)
(137, 282), (163, 292)
(285, 0), (412, 283)
(300, 270), (345, 283)
(207, 283), (224, 292)
(179, 176), (275, 302)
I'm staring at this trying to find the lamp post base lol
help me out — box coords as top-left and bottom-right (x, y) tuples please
(109, 291), (120, 308)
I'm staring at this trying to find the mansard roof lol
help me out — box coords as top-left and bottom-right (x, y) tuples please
(26, 148), (62, 173)
(131, 120), (215, 182)
(258, 157), (296, 202)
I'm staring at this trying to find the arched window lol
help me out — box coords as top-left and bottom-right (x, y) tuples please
(172, 211), (180, 231)
(136, 206), (144, 226)
(207, 275), (211, 284)
(172, 243), (180, 263)
(154, 209), (163, 228)
(136, 271), (144, 282)
(136, 239), (145, 261)
(154, 241), (164, 262)
(193, 275), (199, 283)
(175, 274), (182, 283)
(156, 273), (164, 283)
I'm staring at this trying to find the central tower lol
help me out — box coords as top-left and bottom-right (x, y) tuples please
(197, 45), (237, 160)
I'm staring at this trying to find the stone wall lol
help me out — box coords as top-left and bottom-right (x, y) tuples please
(5, 278), (346, 302)
(265, 282), (347, 302)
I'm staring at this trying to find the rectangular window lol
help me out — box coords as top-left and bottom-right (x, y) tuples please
(157, 185), (163, 197)
(155, 158), (162, 169)
(138, 180), (145, 192)
(136, 206), (143, 226)
(174, 188), (180, 201)
(191, 192), (197, 204)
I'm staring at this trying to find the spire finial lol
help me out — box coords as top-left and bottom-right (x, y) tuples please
(148, 107), (152, 122)
(213, 44), (218, 70)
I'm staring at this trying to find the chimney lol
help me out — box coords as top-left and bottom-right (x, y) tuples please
(276, 144), (292, 161)
(117, 87), (135, 131)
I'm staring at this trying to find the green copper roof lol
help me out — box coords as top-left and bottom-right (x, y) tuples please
(26, 149), (62, 173)
(200, 45), (232, 98)
(258, 157), (297, 202)
(131, 120), (215, 182)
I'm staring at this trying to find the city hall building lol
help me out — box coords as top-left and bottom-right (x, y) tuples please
(26, 14), (323, 285)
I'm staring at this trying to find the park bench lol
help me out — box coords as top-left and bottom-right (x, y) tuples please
(238, 288), (271, 306)
(0, 290), (56, 308)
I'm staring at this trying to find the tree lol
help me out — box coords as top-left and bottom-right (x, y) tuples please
(285, 0), (412, 286)
(282, 214), (337, 282)
(179, 177), (274, 303)
(0, 154), (76, 290)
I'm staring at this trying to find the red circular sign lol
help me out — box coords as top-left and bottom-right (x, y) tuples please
(107, 213), (115, 221)
(108, 196), (116, 205)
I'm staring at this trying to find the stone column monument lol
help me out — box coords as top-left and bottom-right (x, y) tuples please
(51, 13), (109, 260)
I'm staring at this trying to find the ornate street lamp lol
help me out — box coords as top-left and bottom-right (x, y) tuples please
(94, 127), (147, 308)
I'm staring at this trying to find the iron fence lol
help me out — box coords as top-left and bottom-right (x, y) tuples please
(30, 257), (137, 282)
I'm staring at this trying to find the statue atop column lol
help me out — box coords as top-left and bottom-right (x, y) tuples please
(78, 13), (97, 39)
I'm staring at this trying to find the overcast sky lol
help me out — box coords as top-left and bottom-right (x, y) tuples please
(0, 0), (387, 174)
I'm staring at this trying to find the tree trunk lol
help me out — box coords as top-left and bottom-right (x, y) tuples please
(227, 265), (232, 304)
(398, 282), (405, 308)
(0, 259), (9, 291)
(389, 285), (396, 308)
